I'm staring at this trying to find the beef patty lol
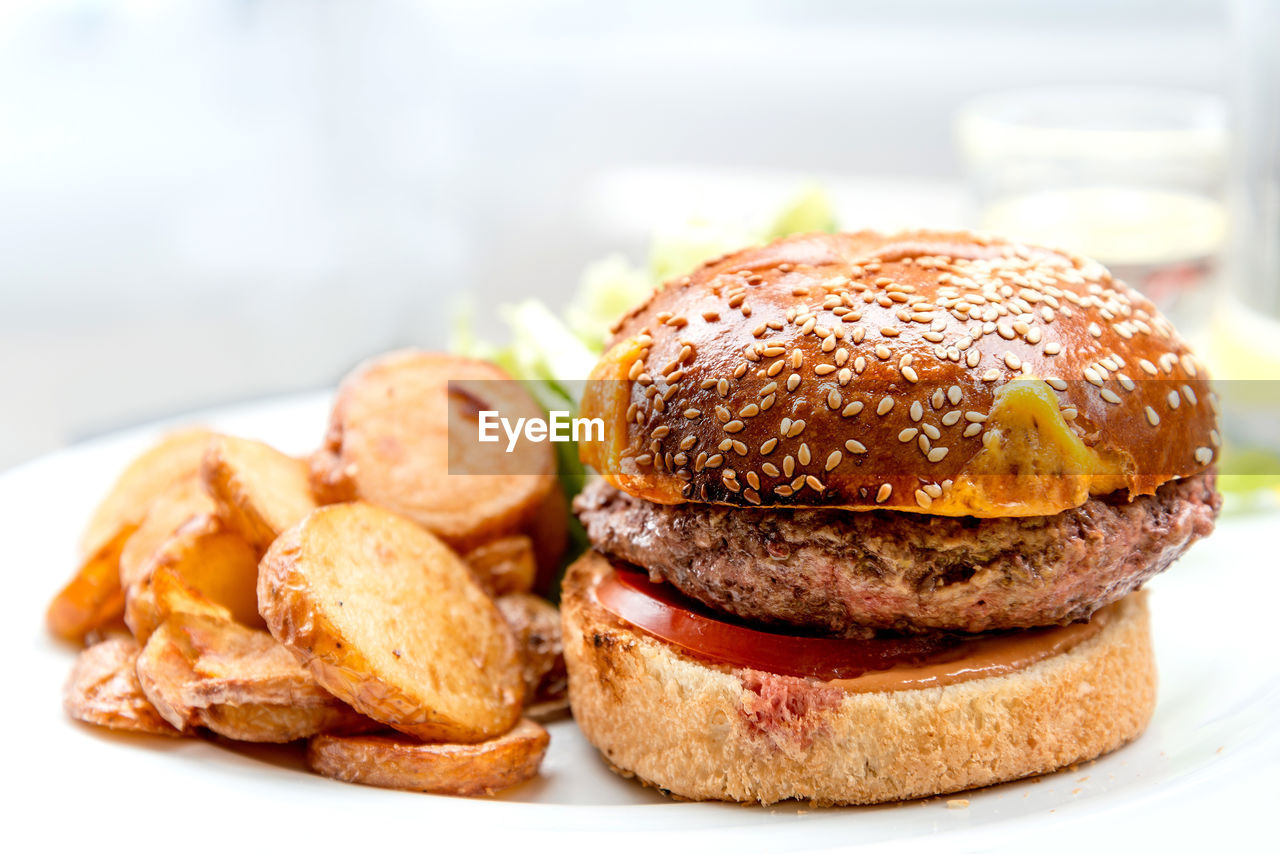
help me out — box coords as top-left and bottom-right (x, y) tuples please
(574, 475), (1219, 635)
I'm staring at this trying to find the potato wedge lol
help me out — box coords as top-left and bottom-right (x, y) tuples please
(47, 525), (134, 643)
(117, 475), (217, 593)
(201, 435), (317, 551)
(259, 502), (523, 742)
(78, 428), (215, 560)
(136, 612), (369, 742)
(309, 350), (555, 550)
(464, 535), (536, 596)
(125, 515), (262, 640)
(63, 637), (182, 736)
(496, 594), (567, 713)
(308, 718), (549, 796)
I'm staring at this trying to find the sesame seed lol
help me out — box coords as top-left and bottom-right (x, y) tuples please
(845, 439), (867, 454)
(715, 405), (731, 422)
(1195, 446), (1213, 465)
(875, 344), (892, 360)
(1084, 368), (1104, 387)
(718, 439), (733, 452)
(762, 462), (781, 477)
(1117, 373), (1135, 391)
(767, 360), (785, 377)
(898, 427), (919, 442)
(1182, 385), (1198, 406)
(838, 367), (852, 385)
(798, 444), (812, 466)
(786, 373), (802, 392)
(651, 426), (671, 439)
(909, 401), (923, 421)
(787, 419), (807, 438)
(1100, 389), (1122, 404)
(1166, 391), (1180, 410)
(783, 456), (795, 478)
(740, 403), (760, 418)
(1044, 342), (1062, 355)
(842, 401), (864, 418)
(731, 440), (747, 455)
(876, 483), (892, 503)
(680, 435), (697, 450)
(760, 438), (778, 455)
(1003, 352), (1022, 371)
(827, 389), (843, 410)
(814, 364), (836, 376)
(760, 393), (777, 410)
(724, 420), (745, 433)
(928, 447), (949, 463)
(1145, 406), (1160, 426)
(942, 410), (961, 426)
(902, 365), (920, 383)
(922, 423), (941, 440)
(918, 434), (931, 454)
(706, 454), (724, 469)
(877, 397), (895, 416)
(982, 369), (1000, 381)
(854, 356), (867, 373)
(947, 385), (963, 406)
(821, 336), (837, 353)
(923, 483), (943, 498)
(1140, 359), (1159, 376)
(825, 451), (842, 471)
(773, 485), (794, 497)
(1061, 407), (1078, 420)
(963, 422), (983, 437)
(717, 378), (730, 396)
(744, 488), (761, 505)
(966, 350), (981, 367)
(635, 454), (653, 467)
(1088, 322), (1102, 337)
(805, 475), (824, 492)
(745, 471), (760, 491)
(915, 489), (933, 509)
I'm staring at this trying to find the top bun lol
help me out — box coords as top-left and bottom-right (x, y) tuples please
(579, 230), (1219, 517)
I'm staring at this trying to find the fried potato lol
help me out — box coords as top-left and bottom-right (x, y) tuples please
(526, 483), (569, 592)
(136, 612), (369, 742)
(309, 350), (555, 550)
(47, 525), (133, 643)
(117, 476), (217, 593)
(464, 535), (536, 596)
(125, 522), (259, 641)
(259, 502), (523, 742)
(496, 594), (567, 714)
(63, 637), (182, 736)
(201, 435), (317, 551)
(78, 428), (215, 560)
(307, 718), (549, 796)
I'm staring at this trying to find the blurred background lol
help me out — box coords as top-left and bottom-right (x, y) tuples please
(2, 0), (1277, 471)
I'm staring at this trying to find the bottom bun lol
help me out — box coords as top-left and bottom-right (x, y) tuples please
(561, 550), (1157, 806)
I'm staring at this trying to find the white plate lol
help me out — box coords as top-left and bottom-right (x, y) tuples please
(5, 392), (1277, 853)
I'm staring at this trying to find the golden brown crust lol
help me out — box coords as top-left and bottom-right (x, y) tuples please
(63, 637), (183, 736)
(258, 503), (524, 743)
(310, 350), (556, 550)
(561, 551), (1157, 806)
(580, 230), (1219, 516)
(307, 718), (550, 796)
(201, 435), (318, 552)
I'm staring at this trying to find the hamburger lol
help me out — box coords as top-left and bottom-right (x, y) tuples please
(561, 229), (1220, 805)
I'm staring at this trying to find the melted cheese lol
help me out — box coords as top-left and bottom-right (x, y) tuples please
(943, 378), (1129, 516)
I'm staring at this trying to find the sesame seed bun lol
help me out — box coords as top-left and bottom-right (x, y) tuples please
(561, 550), (1156, 806)
(579, 230), (1220, 517)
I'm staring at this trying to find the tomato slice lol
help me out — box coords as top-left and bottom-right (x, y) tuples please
(594, 565), (960, 681)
